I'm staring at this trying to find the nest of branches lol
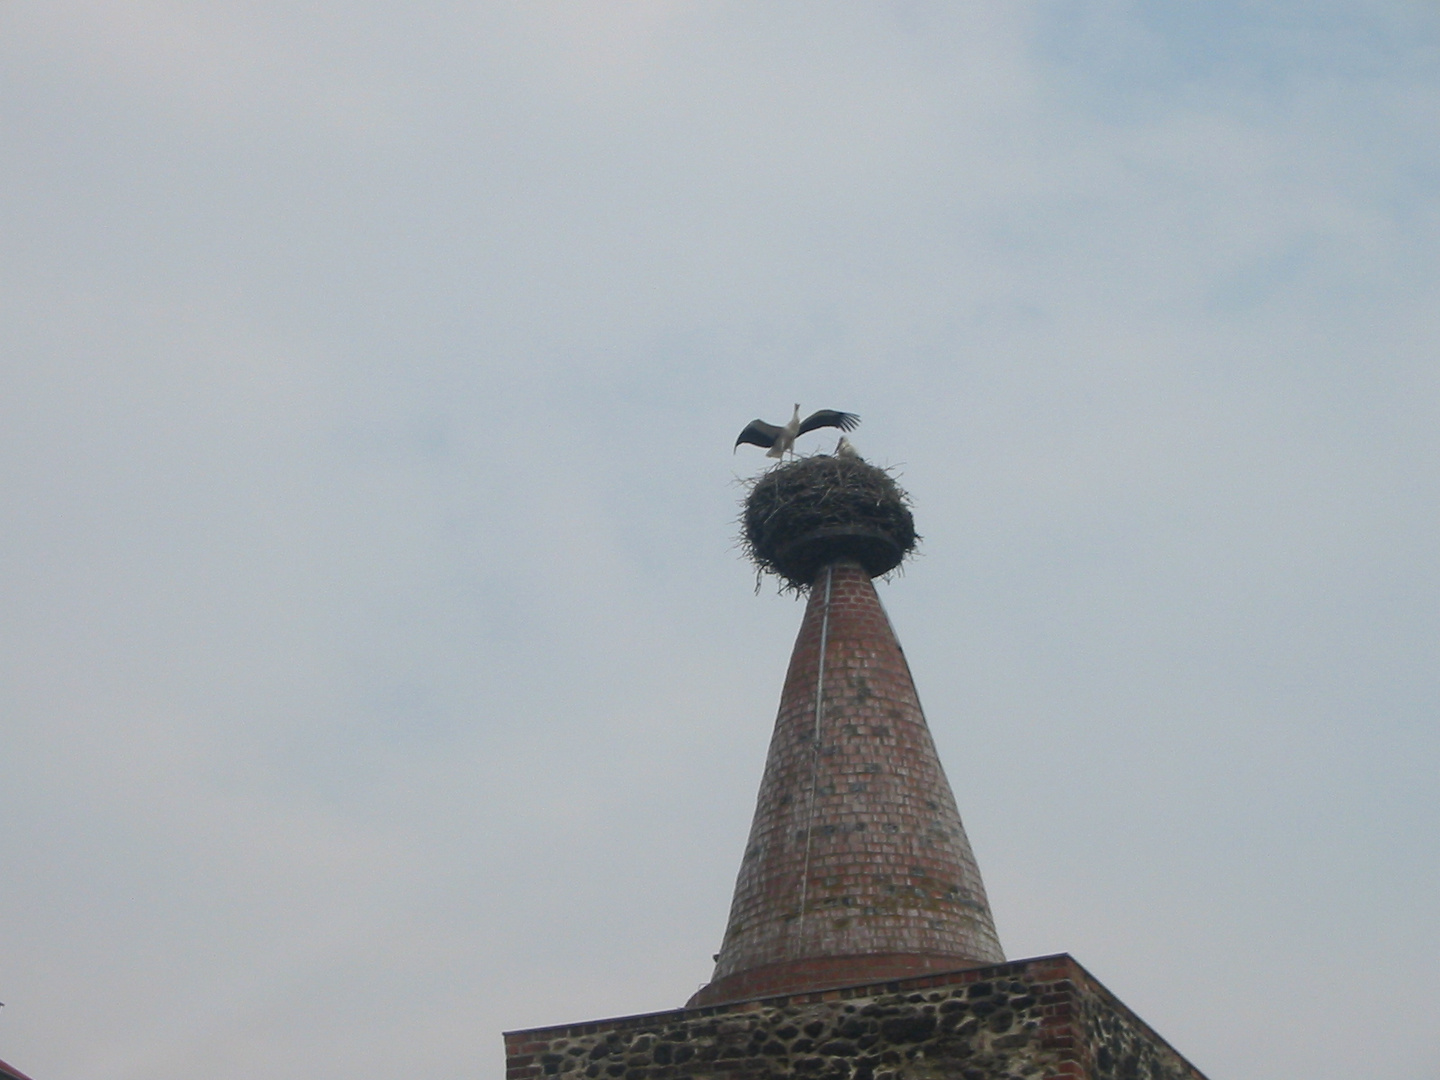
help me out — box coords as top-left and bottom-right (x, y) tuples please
(742, 454), (918, 592)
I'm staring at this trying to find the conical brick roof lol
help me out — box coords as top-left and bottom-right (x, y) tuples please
(690, 559), (1003, 1006)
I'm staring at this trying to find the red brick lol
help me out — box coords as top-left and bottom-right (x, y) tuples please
(690, 560), (1003, 1007)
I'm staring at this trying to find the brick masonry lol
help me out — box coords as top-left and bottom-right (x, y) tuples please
(504, 954), (1209, 1080)
(691, 560), (1003, 1006)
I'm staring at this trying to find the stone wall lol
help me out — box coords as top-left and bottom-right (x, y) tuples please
(504, 955), (1207, 1080)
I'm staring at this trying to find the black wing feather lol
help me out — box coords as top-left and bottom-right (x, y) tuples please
(735, 419), (782, 450)
(797, 409), (860, 436)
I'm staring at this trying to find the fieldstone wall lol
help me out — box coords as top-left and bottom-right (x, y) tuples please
(504, 955), (1206, 1080)
(1071, 971), (1202, 1080)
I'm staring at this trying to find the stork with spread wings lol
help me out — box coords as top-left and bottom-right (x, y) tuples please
(734, 404), (860, 459)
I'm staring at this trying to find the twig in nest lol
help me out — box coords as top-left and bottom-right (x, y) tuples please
(739, 454), (918, 593)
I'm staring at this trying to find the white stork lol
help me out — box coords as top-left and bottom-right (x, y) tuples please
(734, 404), (860, 458)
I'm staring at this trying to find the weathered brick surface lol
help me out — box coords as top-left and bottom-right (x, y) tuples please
(693, 560), (1002, 1005)
(503, 955), (1207, 1080)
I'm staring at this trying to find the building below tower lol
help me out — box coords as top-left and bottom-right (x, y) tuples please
(505, 954), (1207, 1080)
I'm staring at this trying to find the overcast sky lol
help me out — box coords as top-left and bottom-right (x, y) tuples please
(1, 4), (1437, 1079)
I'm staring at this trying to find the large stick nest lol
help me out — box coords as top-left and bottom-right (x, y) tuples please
(741, 454), (918, 592)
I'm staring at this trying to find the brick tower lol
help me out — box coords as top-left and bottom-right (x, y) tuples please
(504, 454), (1208, 1080)
(690, 557), (1003, 1006)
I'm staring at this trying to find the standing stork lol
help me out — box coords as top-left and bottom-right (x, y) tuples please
(734, 404), (860, 458)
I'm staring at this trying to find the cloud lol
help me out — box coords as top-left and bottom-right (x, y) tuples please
(0, 5), (1436, 1079)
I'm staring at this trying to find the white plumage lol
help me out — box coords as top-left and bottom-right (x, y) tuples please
(734, 404), (860, 458)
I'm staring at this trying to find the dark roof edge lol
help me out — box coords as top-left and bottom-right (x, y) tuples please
(504, 952), (1073, 1038)
(503, 952), (1208, 1079)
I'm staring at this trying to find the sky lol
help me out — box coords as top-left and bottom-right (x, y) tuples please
(1, 3), (1437, 1078)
